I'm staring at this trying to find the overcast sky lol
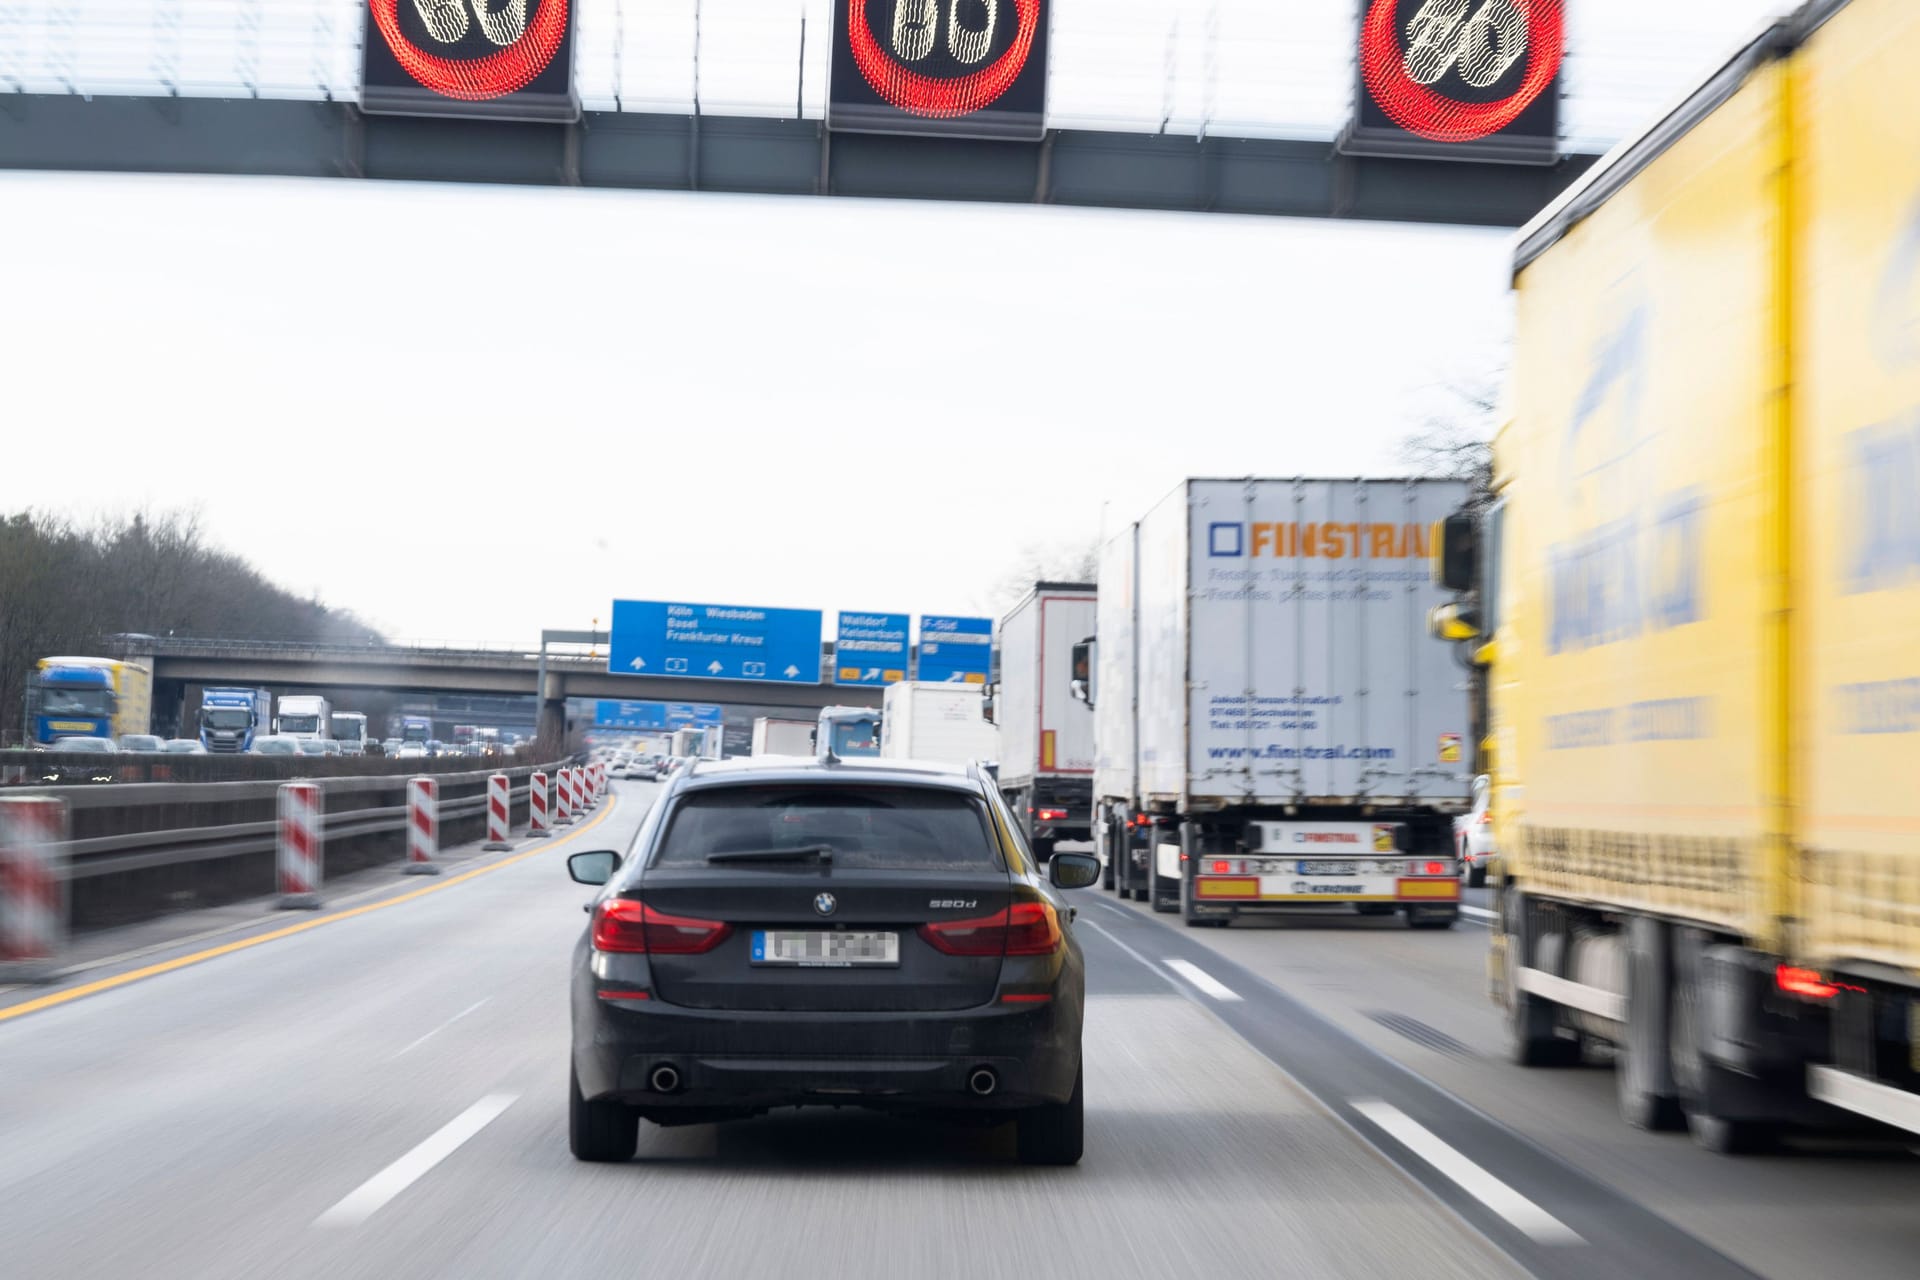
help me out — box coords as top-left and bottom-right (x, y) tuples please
(0, 0), (1787, 645)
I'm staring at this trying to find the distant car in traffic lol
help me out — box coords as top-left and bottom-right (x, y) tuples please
(251, 736), (303, 756)
(383, 738), (403, 755)
(161, 739), (206, 754)
(117, 734), (164, 753)
(1454, 773), (1494, 889)
(395, 742), (429, 760)
(565, 756), (1095, 1166)
(293, 739), (330, 757)
(41, 736), (119, 784)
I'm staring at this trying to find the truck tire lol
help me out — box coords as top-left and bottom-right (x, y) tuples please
(1501, 890), (1581, 1067)
(569, 1065), (639, 1163)
(1151, 873), (1180, 913)
(1670, 940), (1777, 1154)
(1617, 916), (1685, 1132)
(1466, 863), (1488, 889)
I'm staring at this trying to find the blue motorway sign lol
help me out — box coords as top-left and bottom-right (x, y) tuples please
(609, 599), (823, 684)
(834, 612), (910, 687)
(595, 700), (667, 730)
(594, 701), (724, 730)
(916, 615), (993, 683)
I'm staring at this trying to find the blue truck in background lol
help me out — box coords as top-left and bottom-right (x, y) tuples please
(25, 657), (153, 746)
(198, 688), (273, 753)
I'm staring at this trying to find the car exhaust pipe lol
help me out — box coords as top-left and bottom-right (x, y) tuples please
(650, 1064), (682, 1094)
(967, 1067), (998, 1097)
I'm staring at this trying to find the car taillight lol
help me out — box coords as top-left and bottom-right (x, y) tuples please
(1037, 808), (1068, 821)
(1476, 813), (1492, 827)
(919, 902), (1062, 957)
(591, 900), (732, 955)
(1775, 965), (1864, 1000)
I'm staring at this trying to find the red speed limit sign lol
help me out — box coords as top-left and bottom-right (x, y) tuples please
(362, 0), (580, 121)
(1347, 0), (1565, 162)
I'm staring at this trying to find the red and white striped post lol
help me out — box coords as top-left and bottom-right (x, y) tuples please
(405, 776), (441, 875)
(483, 772), (513, 851)
(595, 762), (608, 801)
(0, 795), (68, 983)
(527, 770), (550, 838)
(583, 763), (599, 809)
(554, 767), (576, 826)
(276, 781), (323, 910)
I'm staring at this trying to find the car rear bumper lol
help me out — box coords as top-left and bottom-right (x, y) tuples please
(573, 985), (1081, 1112)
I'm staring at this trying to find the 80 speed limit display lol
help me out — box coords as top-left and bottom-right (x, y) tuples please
(829, 0), (1049, 140)
(1341, 0), (1564, 164)
(361, 0), (580, 122)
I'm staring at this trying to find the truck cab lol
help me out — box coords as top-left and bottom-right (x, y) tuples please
(26, 662), (116, 745)
(816, 706), (882, 759)
(275, 695), (331, 741)
(199, 688), (273, 753)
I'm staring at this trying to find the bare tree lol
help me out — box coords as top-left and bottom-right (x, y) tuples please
(985, 538), (1102, 614)
(1399, 367), (1502, 512)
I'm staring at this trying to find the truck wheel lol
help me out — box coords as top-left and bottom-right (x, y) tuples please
(1101, 855), (1115, 891)
(1151, 873), (1180, 913)
(1016, 1066), (1084, 1166)
(1466, 863), (1488, 889)
(1500, 902), (1580, 1067)
(1618, 917), (1685, 1132)
(1670, 954), (1776, 1154)
(569, 1065), (639, 1163)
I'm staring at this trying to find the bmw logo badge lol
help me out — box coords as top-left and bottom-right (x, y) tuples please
(814, 892), (837, 916)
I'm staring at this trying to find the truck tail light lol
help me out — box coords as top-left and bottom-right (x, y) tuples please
(591, 900), (732, 954)
(1037, 808), (1068, 821)
(1209, 859), (1244, 875)
(1406, 859), (1450, 876)
(1775, 965), (1864, 1000)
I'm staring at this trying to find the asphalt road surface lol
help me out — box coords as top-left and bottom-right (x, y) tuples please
(1, 780), (1913, 1280)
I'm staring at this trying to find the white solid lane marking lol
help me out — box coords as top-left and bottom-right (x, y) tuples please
(1164, 957), (1242, 1002)
(1350, 1099), (1584, 1246)
(389, 997), (491, 1059)
(1077, 920), (1185, 995)
(314, 1093), (518, 1228)
(1460, 904), (1494, 922)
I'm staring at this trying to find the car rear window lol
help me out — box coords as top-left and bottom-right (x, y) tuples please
(653, 785), (1003, 871)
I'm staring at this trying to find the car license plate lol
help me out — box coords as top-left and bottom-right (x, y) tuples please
(1296, 861), (1358, 876)
(751, 930), (899, 967)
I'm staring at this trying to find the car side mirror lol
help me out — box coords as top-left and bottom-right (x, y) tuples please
(568, 849), (622, 885)
(1048, 852), (1100, 890)
(1435, 511), (1478, 593)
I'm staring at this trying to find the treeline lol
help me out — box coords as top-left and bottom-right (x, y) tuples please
(0, 510), (382, 728)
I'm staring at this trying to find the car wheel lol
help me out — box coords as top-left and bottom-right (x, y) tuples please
(569, 1064), (639, 1162)
(1467, 862), (1488, 889)
(1016, 1065), (1084, 1166)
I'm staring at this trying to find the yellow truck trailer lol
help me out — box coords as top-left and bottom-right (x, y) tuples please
(1434, 0), (1920, 1150)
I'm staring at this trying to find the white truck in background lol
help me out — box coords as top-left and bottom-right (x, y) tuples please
(751, 717), (816, 756)
(275, 694), (332, 741)
(987, 583), (1096, 859)
(329, 711), (368, 754)
(880, 682), (999, 766)
(1083, 478), (1469, 927)
(816, 706), (882, 759)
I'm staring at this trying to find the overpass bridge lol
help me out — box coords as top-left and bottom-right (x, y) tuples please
(119, 633), (882, 743)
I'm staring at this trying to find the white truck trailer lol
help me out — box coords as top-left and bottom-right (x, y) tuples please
(988, 583), (1097, 858)
(1084, 478), (1469, 927)
(751, 716), (816, 757)
(275, 694), (332, 741)
(880, 682), (1000, 766)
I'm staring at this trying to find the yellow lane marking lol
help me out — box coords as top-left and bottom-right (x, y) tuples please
(0, 794), (620, 1026)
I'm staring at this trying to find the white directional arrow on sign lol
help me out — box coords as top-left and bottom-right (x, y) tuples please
(784, 665), (801, 678)
(707, 660), (725, 675)
(864, 668), (880, 680)
(629, 657), (646, 670)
